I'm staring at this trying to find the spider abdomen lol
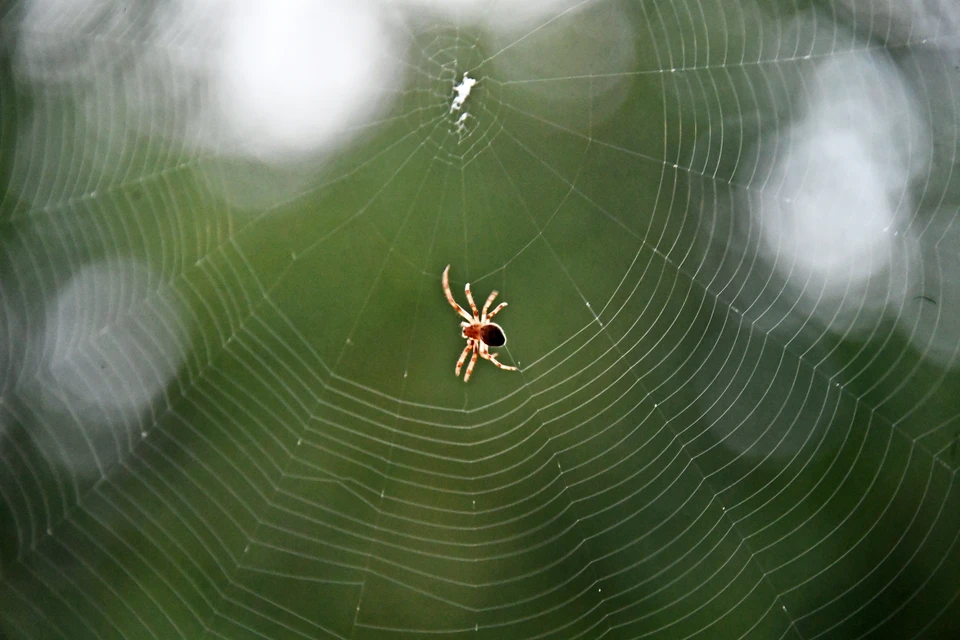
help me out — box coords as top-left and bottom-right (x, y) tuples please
(480, 323), (506, 347)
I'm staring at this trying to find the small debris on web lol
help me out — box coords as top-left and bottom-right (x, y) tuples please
(450, 72), (477, 113)
(450, 72), (479, 144)
(455, 112), (471, 142)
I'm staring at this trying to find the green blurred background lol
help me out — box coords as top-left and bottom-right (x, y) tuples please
(1, 0), (960, 638)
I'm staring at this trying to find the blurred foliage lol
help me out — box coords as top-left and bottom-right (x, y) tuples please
(1, 1), (960, 639)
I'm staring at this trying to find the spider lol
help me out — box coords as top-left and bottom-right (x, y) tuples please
(442, 265), (518, 382)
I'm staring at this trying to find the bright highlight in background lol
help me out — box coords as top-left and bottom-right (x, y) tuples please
(15, 0), (406, 165)
(217, 0), (402, 160)
(24, 260), (191, 477)
(748, 51), (927, 337)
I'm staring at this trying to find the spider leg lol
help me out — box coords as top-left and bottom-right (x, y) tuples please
(480, 343), (518, 371)
(464, 282), (479, 318)
(481, 290), (498, 321)
(455, 340), (473, 377)
(442, 265), (473, 322)
(486, 301), (508, 320)
(489, 356), (518, 372)
(463, 342), (479, 382)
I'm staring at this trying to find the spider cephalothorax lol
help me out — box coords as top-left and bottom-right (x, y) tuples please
(442, 265), (518, 382)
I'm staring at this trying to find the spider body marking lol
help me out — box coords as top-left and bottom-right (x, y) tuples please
(442, 264), (518, 382)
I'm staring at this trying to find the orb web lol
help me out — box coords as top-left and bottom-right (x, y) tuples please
(2, 1), (960, 639)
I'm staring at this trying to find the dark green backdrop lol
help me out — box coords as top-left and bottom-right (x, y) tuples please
(2, 1), (959, 638)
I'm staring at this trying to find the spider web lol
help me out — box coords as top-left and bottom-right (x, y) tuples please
(2, 0), (960, 638)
